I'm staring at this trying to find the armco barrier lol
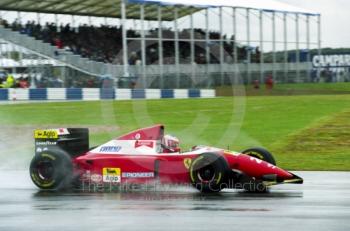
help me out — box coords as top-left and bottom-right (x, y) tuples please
(0, 88), (216, 101)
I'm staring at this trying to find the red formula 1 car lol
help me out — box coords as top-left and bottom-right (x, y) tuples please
(30, 125), (303, 193)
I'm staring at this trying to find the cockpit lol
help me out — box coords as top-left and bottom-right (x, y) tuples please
(90, 124), (182, 154)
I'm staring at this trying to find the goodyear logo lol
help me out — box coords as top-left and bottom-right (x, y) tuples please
(102, 168), (121, 183)
(34, 130), (58, 139)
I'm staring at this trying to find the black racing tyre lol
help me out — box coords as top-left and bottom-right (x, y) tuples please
(190, 153), (229, 193)
(29, 149), (73, 190)
(241, 147), (276, 166)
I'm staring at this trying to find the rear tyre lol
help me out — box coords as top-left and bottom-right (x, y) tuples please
(241, 147), (276, 166)
(190, 153), (229, 193)
(30, 149), (73, 190)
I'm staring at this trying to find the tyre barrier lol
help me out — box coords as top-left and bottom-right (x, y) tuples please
(0, 88), (215, 101)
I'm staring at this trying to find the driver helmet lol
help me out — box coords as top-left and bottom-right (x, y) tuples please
(162, 134), (180, 153)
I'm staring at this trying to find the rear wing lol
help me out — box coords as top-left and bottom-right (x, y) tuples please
(34, 128), (89, 157)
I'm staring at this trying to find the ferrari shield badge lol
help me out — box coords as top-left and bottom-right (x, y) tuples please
(183, 158), (192, 169)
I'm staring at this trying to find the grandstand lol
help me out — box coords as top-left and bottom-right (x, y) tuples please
(0, 0), (321, 89)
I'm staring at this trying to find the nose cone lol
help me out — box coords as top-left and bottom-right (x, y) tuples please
(233, 155), (294, 180)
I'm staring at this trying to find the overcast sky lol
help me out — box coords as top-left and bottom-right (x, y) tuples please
(281, 0), (350, 48)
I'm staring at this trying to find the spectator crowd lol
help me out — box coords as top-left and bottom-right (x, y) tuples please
(1, 18), (261, 65)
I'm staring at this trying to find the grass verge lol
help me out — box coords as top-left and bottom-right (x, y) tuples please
(1, 94), (350, 170)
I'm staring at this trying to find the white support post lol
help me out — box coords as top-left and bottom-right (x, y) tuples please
(55, 14), (60, 32)
(121, 0), (129, 77)
(219, 7), (224, 85)
(306, 14), (311, 82)
(190, 13), (195, 65)
(205, 8), (210, 64)
(72, 15), (79, 33)
(283, 13), (288, 82)
(140, 4), (146, 88)
(246, 8), (251, 83)
(17, 11), (21, 24)
(37, 13), (40, 25)
(11, 42), (16, 74)
(174, 8), (180, 88)
(16, 10), (22, 74)
(71, 15), (74, 27)
(174, 8), (179, 66)
(158, 6), (164, 88)
(0, 38), (3, 69)
(295, 13), (300, 82)
(88, 16), (94, 72)
(233, 8), (237, 64)
(259, 10), (264, 84)
(88, 16), (92, 26)
(272, 11), (276, 81)
(219, 7), (224, 65)
(133, 19), (137, 30)
(190, 11), (196, 88)
(306, 15), (310, 62)
(317, 14), (322, 77)
(0, 17), (2, 66)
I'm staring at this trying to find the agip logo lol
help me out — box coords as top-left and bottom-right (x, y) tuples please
(102, 168), (121, 183)
(34, 130), (58, 139)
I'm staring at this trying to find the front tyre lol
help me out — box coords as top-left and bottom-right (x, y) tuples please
(241, 147), (276, 166)
(30, 149), (73, 190)
(190, 153), (229, 193)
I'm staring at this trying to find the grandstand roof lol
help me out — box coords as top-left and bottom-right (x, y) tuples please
(0, 0), (319, 21)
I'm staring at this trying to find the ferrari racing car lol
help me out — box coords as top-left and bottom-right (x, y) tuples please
(30, 125), (303, 192)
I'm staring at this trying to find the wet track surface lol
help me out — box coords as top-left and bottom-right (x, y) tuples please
(0, 171), (349, 231)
